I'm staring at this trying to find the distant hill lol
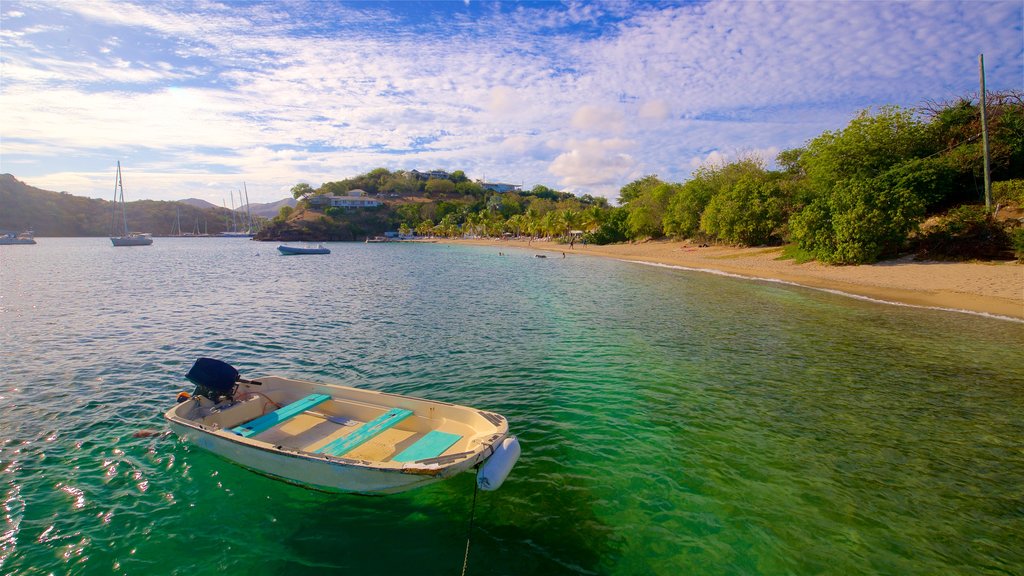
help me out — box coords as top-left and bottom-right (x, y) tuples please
(178, 197), (294, 218)
(178, 198), (219, 210)
(0, 174), (247, 236)
(243, 198), (296, 218)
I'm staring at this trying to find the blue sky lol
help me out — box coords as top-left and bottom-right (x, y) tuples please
(1, 1), (1021, 204)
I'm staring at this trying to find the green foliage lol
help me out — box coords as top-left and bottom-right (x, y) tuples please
(875, 157), (956, 210)
(291, 183), (314, 200)
(618, 175), (663, 205)
(624, 182), (676, 238)
(663, 179), (713, 238)
(275, 205), (294, 222)
(799, 106), (933, 194)
(790, 178), (925, 264)
(663, 158), (770, 239)
(1011, 227), (1024, 262)
(584, 207), (629, 245)
(380, 172), (420, 195)
(319, 181), (348, 196)
(455, 180), (485, 198)
(424, 178), (455, 196)
(993, 179), (1024, 205)
(913, 205), (1012, 260)
(699, 175), (786, 245)
(450, 170), (468, 183)
(0, 174), (241, 236)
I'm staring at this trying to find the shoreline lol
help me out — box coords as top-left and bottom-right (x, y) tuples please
(433, 238), (1024, 321)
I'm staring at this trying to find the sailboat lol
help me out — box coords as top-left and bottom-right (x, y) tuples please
(110, 161), (153, 246)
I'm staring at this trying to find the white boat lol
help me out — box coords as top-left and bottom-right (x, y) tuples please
(278, 244), (330, 255)
(164, 359), (521, 495)
(109, 161), (153, 246)
(0, 230), (36, 245)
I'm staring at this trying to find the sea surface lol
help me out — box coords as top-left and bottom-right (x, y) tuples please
(1, 238), (1022, 576)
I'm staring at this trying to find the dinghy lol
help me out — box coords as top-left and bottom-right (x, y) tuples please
(164, 359), (520, 494)
(278, 244), (330, 255)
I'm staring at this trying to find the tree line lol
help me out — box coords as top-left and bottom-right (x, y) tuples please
(282, 92), (1023, 263)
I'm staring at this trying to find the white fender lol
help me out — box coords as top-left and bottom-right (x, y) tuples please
(477, 436), (520, 491)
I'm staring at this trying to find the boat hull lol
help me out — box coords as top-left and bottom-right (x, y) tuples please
(111, 235), (153, 246)
(168, 420), (453, 494)
(164, 375), (511, 494)
(278, 245), (330, 255)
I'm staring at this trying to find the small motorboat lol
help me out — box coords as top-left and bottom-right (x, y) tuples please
(165, 359), (520, 494)
(278, 244), (330, 255)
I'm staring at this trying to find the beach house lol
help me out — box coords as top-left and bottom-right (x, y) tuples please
(308, 189), (383, 208)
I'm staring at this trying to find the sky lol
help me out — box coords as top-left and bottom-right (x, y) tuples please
(1, 1), (1021, 205)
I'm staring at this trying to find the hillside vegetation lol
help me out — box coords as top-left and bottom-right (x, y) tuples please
(266, 92), (1023, 263)
(0, 174), (261, 236)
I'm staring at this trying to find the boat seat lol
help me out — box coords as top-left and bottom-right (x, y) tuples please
(230, 393), (331, 438)
(393, 430), (462, 463)
(316, 408), (413, 457)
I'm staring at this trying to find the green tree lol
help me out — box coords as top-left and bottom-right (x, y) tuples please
(624, 182), (676, 238)
(618, 175), (664, 205)
(425, 178), (455, 196)
(799, 106), (933, 194)
(790, 178), (925, 264)
(274, 205), (294, 222)
(699, 175), (786, 245)
(291, 183), (314, 200)
(585, 207), (629, 245)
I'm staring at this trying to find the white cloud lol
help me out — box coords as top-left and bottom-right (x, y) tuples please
(0, 0), (1021, 204)
(548, 137), (638, 196)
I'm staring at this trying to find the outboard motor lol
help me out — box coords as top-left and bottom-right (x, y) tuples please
(185, 358), (241, 403)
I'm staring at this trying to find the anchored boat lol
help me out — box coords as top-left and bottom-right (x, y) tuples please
(165, 359), (520, 494)
(277, 244), (330, 255)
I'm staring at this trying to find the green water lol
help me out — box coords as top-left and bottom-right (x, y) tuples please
(1, 239), (1022, 575)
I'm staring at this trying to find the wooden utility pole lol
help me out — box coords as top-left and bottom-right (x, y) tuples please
(979, 54), (992, 211)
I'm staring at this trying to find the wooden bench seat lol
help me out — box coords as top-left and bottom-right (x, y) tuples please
(393, 430), (462, 463)
(315, 408), (413, 457)
(230, 393), (331, 438)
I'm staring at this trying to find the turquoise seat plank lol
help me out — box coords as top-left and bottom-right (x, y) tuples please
(393, 430), (462, 463)
(231, 393), (331, 438)
(316, 408), (413, 456)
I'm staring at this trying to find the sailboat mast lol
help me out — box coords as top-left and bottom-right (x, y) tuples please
(243, 182), (254, 233)
(111, 161), (129, 236)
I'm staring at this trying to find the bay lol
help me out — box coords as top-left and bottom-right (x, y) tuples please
(1, 238), (1022, 575)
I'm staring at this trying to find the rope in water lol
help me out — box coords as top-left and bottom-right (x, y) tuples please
(460, 477), (480, 576)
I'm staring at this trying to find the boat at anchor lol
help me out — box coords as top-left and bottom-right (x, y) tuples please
(109, 161), (153, 246)
(278, 244), (330, 255)
(164, 359), (521, 494)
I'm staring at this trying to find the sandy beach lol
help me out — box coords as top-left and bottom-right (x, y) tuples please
(437, 238), (1024, 321)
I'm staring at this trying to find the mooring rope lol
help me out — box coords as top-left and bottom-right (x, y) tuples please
(460, 476), (480, 576)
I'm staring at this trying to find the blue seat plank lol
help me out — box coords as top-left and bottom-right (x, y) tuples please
(231, 393), (331, 438)
(393, 430), (462, 463)
(316, 408), (413, 456)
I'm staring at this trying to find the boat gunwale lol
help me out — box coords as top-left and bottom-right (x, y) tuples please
(163, 375), (508, 477)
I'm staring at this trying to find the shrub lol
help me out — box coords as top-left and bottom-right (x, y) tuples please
(584, 208), (629, 245)
(1011, 227), (1024, 262)
(993, 179), (1024, 205)
(699, 176), (786, 245)
(790, 178), (925, 264)
(913, 205), (1011, 260)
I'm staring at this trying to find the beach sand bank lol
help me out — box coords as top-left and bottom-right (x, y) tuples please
(435, 238), (1024, 321)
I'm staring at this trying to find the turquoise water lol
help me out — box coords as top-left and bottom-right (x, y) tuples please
(1, 238), (1022, 575)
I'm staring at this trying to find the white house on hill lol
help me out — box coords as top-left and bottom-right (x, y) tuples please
(308, 189), (383, 208)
